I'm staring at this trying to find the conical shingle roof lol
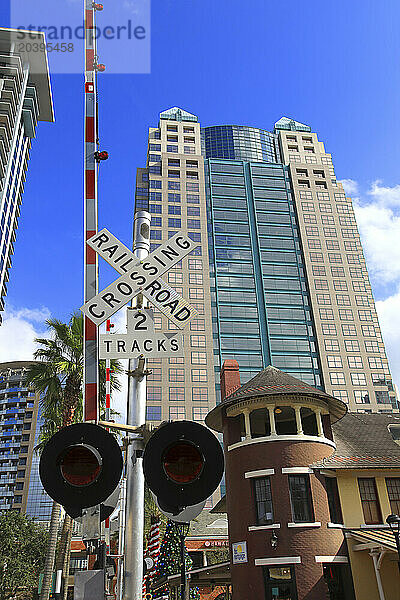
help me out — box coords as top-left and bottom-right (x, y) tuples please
(206, 365), (346, 432)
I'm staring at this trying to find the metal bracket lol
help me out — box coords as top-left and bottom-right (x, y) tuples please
(82, 505), (101, 541)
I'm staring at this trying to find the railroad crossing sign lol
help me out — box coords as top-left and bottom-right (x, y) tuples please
(80, 228), (199, 327)
(99, 308), (184, 359)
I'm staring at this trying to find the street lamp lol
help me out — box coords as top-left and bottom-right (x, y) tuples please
(386, 514), (400, 574)
(174, 522), (190, 600)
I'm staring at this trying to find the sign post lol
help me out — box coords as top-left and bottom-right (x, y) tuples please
(81, 221), (199, 600)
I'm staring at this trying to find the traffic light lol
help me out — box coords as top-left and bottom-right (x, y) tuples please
(39, 423), (123, 515)
(142, 420), (224, 517)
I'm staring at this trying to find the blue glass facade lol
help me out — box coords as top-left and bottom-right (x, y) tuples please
(25, 407), (53, 523)
(202, 126), (322, 400)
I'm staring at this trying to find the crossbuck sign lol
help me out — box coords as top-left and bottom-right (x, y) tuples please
(80, 228), (199, 327)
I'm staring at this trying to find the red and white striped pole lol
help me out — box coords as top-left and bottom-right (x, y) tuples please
(83, 0), (102, 422)
(105, 319), (113, 423)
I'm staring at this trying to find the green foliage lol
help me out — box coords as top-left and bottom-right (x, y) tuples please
(0, 511), (48, 600)
(206, 549), (230, 565)
(153, 521), (199, 600)
(24, 312), (122, 451)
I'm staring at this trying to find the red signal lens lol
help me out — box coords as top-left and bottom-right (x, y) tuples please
(162, 441), (204, 484)
(60, 445), (102, 487)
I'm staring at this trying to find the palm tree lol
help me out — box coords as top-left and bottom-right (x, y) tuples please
(26, 312), (122, 600)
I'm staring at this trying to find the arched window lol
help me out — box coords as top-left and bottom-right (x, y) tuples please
(301, 407), (318, 436)
(274, 406), (296, 435)
(250, 408), (271, 438)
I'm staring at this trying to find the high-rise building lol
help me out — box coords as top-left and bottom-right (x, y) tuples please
(0, 29), (54, 320)
(0, 361), (52, 522)
(136, 108), (396, 423)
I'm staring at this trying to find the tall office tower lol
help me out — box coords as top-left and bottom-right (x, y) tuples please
(0, 361), (52, 522)
(135, 107), (216, 432)
(0, 29), (53, 321)
(137, 109), (396, 421)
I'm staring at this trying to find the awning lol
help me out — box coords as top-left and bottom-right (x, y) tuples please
(346, 529), (398, 553)
(152, 562), (231, 590)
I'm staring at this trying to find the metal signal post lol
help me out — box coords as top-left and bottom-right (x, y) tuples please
(123, 211), (151, 600)
(83, 0), (101, 422)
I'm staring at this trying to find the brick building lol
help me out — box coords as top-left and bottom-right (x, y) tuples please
(205, 360), (353, 600)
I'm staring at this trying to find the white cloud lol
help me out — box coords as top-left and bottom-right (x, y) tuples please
(0, 305), (50, 362)
(339, 178), (400, 391)
(352, 199), (400, 284)
(376, 292), (400, 390)
(341, 179), (359, 197)
(369, 180), (400, 208)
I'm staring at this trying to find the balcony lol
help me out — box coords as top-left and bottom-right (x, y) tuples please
(0, 465), (17, 473)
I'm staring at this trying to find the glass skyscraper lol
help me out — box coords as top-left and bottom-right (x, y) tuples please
(136, 109), (396, 435)
(0, 29), (53, 321)
(0, 361), (52, 523)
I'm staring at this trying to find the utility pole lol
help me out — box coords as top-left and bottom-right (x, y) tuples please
(123, 211), (151, 600)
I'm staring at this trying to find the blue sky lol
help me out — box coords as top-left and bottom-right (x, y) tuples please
(1, 0), (400, 395)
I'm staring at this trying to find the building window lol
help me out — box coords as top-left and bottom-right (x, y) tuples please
(147, 387), (162, 401)
(325, 477), (343, 524)
(332, 390), (348, 403)
(190, 335), (206, 347)
(192, 369), (207, 383)
(386, 478), (400, 515)
(345, 340), (359, 352)
(146, 406), (161, 421)
(168, 193), (181, 203)
(192, 388), (208, 402)
(193, 406), (209, 421)
(169, 387), (185, 402)
(321, 323), (337, 335)
(189, 288), (204, 300)
(327, 355), (342, 368)
(365, 340), (380, 352)
(187, 206), (200, 216)
(331, 266), (345, 277)
(358, 478), (382, 524)
(169, 406), (186, 420)
(351, 373), (367, 385)
(330, 372), (345, 385)
(325, 339), (339, 351)
(317, 294), (331, 305)
(348, 356), (363, 369)
(362, 325), (376, 337)
(289, 475), (314, 522)
(319, 308), (334, 320)
(336, 294), (350, 305)
(168, 272), (183, 285)
(169, 369), (185, 382)
(191, 352), (207, 365)
(187, 219), (201, 229)
(368, 357), (384, 369)
(354, 390), (370, 404)
(184, 146), (195, 154)
(168, 181), (180, 190)
(314, 279), (329, 290)
(148, 368), (162, 381)
(168, 218), (181, 228)
(189, 273), (203, 285)
(167, 145), (178, 153)
(376, 390), (390, 404)
(254, 477), (273, 525)
(190, 319), (205, 331)
(342, 324), (357, 336)
(263, 567), (298, 600)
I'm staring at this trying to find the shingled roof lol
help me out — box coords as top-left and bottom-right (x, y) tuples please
(312, 413), (400, 469)
(206, 365), (347, 431)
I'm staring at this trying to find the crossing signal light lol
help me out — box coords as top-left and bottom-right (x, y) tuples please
(39, 423), (123, 515)
(142, 420), (224, 517)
